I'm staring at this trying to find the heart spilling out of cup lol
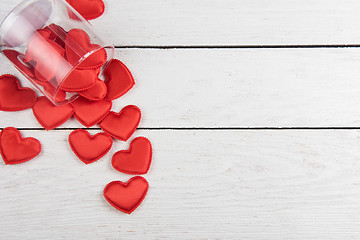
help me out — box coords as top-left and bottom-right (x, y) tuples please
(0, 0), (114, 105)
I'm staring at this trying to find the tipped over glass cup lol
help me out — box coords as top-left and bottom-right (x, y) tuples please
(0, 0), (114, 104)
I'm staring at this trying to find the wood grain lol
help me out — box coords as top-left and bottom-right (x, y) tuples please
(2, 0), (360, 46)
(1, 0), (360, 239)
(1, 130), (360, 239)
(2, 48), (360, 128)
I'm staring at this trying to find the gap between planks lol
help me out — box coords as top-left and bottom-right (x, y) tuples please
(114, 45), (360, 49)
(4, 127), (360, 131)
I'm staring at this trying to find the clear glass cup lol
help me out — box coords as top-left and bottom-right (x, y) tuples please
(0, 0), (114, 104)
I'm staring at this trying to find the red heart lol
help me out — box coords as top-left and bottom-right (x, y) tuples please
(24, 29), (52, 62)
(0, 127), (41, 165)
(24, 30), (65, 82)
(112, 137), (152, 175)
(23, 29), (52, 56)
(69, 129), (112, 164)
(0, 75), (37, 111)
(66, 0), (105, 20)
(32, 96), (74, 130)
(104, 176), (149, 214)
(104, 59), (135, 101)
(59, 68), (97, 92)
(71, 97), (112, 127)
(78, 78), (107, 101)
(2, 50), (36, 78)
(44, 24), (67, 48)
(65, 29), (107, 69)
(42, 82), (67, 104)
(99, 105), (141, 141)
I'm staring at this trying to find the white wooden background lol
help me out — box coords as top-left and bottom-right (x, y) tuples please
(1, 0), (360, 239)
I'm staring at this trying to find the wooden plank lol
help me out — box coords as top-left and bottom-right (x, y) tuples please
(2, 0), (360, 46)
(0, 129), (360, 239)
(1, 48), (360, 128)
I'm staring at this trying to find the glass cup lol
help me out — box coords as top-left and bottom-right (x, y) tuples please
(0, 0), (114, 104)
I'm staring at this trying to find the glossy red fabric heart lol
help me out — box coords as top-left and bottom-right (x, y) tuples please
(42, 82), (67, 104)
(60, 68), (97, 92)
(0, 127), (41, 165)
(104, 176), (149, 214)
(0, 75), (37, 111)
(71, 97), (112, 127)
(44, 24), (67, 48)
(32, 96), (74, 130)
(24, 30), (65, 82)
(66, 0), (105, 20)
(104, 59), (135, 101)
(3, 50), (36, 78)
(78, 78), (107, 101)
(112, 137), (152, 175)
(65, 29), (107, 69)
(24, 29), (51, 63)
(99, 105), (141, 141)
(23, 29), (52, 54)
(69, 129), (112, 164)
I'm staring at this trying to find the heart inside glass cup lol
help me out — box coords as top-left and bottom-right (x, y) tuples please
(0, 0), (114, 105)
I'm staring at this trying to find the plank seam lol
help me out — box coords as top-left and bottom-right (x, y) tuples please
(114, 45), (360, 49)
(3, 127), (360, 131)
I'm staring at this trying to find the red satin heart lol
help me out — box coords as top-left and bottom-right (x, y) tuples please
(24, 29), (51, 63)
(44, 24), (67, 48)
(0, 75), (37, 111)
(34, 63), (59, 83)
(33, 52), (65, 82)
(32, 96), (74, 130)
(78, 78), (107, 101)
(0, 127), (41, 165)
(24, 30), (65, 82)
(104, 59), (135, 101)
(23, 29), (52, 54)
(2, 50), (36, 78)
(99, 105), (141, 141)
(66, 0), (105, 20)
(42, 82), (67, 104)
(104, 176), (149, 214)
(69, 129), (112, 164)
(71, 97), (112, 127)
(60, 68), (97, 92)
(112, 137), (152, 175)
(65, 29), (107, 69)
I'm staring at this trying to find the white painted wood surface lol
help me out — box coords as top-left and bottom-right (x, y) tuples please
(2, 0), (360, 46)
(1, 130), (360, 239)
(67, 0), (360, 46)
(3, 48), (360, 128)
(1, 0), (360, 239)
